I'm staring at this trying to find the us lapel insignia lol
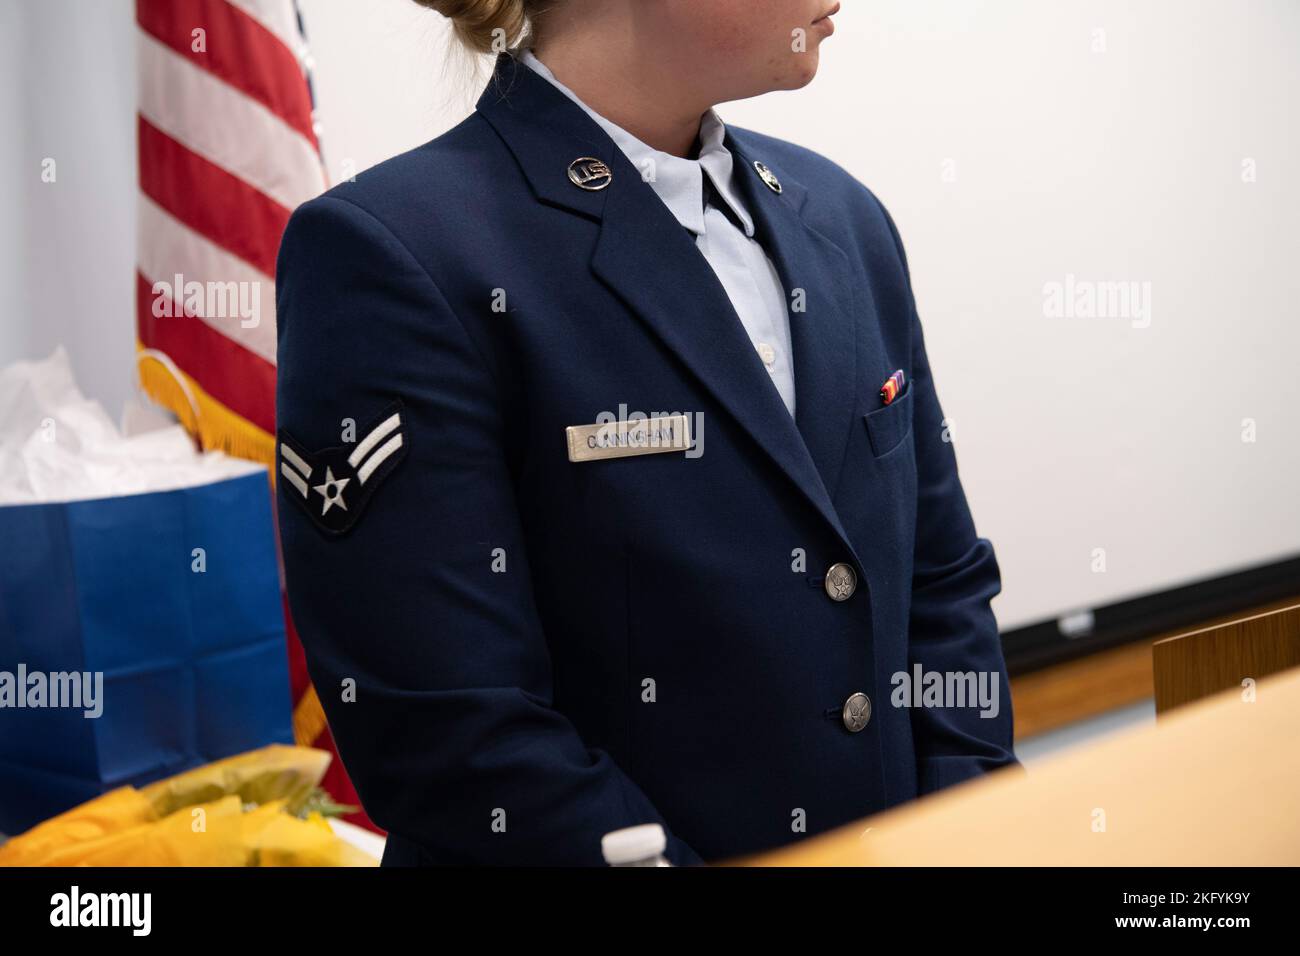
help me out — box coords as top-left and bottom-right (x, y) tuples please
(278, 402), (408, 535)
(568, 156), (613, 191)
(752, 160), (783, 194)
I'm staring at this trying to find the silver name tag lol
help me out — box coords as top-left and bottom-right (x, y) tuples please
(566, 415), (692, 463)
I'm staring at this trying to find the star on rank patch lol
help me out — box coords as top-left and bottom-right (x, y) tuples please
(278, 402), (408, 535)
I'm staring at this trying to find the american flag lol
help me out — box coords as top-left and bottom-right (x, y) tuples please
(133, 0), (376, 834)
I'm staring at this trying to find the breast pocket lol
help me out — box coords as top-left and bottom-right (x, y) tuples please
(863, 383), (914, 458)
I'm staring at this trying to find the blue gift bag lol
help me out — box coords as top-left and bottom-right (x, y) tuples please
(0, 470), (294, 835)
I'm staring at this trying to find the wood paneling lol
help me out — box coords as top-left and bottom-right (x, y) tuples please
(1153, 603), (1300, 714)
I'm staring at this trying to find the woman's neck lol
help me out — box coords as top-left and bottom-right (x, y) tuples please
(529, 33), (709, 159)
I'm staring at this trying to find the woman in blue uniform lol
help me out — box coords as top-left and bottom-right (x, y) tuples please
(275, 0), (1018, 866)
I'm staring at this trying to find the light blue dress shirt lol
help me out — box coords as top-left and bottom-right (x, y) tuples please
(521, 50), (797, 417)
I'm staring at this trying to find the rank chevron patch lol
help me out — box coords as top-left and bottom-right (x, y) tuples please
(277, 402), (409, 535)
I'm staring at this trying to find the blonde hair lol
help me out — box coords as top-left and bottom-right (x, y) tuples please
(411, 0), (542, 55)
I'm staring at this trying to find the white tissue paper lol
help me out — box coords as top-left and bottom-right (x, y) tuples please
(0, 348), (264, 505)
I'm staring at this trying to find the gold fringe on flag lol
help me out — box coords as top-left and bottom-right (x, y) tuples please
(292, 683), (330, 747)
(136, 344), (276, 466)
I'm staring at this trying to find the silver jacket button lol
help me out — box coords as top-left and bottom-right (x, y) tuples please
(842, 692), (872, 733)
(824, 562), (857, 601)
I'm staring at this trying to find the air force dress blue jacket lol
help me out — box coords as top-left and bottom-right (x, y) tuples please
(275, 52), (1018, 866)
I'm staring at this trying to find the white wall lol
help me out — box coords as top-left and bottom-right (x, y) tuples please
(0, 0), (138, 419)
(721, 0), (1300, 629)
(0, 0), (26, 367)
(2, 0), (1297, 631)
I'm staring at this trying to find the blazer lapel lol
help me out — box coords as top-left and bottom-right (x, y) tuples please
(727, 132), (860, 504)
(590, 176), (855, 544)
(476, 54), (858, 556)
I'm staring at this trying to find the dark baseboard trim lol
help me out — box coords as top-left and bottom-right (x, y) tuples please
(1001, 555), (1300, 675)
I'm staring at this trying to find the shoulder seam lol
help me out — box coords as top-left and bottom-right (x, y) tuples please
(309, 193), (502, 390)
(872, 195), (913, 287)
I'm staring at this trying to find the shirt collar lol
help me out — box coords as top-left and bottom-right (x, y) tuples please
(520, 49), (755, 238)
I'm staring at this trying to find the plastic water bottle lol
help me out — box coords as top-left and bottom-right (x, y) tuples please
(601, 823), (672, 866)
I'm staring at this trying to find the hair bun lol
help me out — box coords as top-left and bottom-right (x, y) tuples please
(411, 0), (531, 54)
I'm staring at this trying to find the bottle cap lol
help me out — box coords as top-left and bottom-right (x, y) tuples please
(601, 823), (667, 865)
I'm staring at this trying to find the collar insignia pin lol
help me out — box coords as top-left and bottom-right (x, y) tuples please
(753, 160), (782, 194)
(568, 156), (613, 191)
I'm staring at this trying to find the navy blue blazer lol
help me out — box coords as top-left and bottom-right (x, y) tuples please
(275, 52), (1017, 866)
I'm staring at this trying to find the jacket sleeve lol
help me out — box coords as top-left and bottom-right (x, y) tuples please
(274, 195), (701, 865)
(878, 202), (1021, 794)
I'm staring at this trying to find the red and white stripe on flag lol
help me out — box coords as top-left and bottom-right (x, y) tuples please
(135, 0), (379, 834)
(135, 0), (325, 458)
